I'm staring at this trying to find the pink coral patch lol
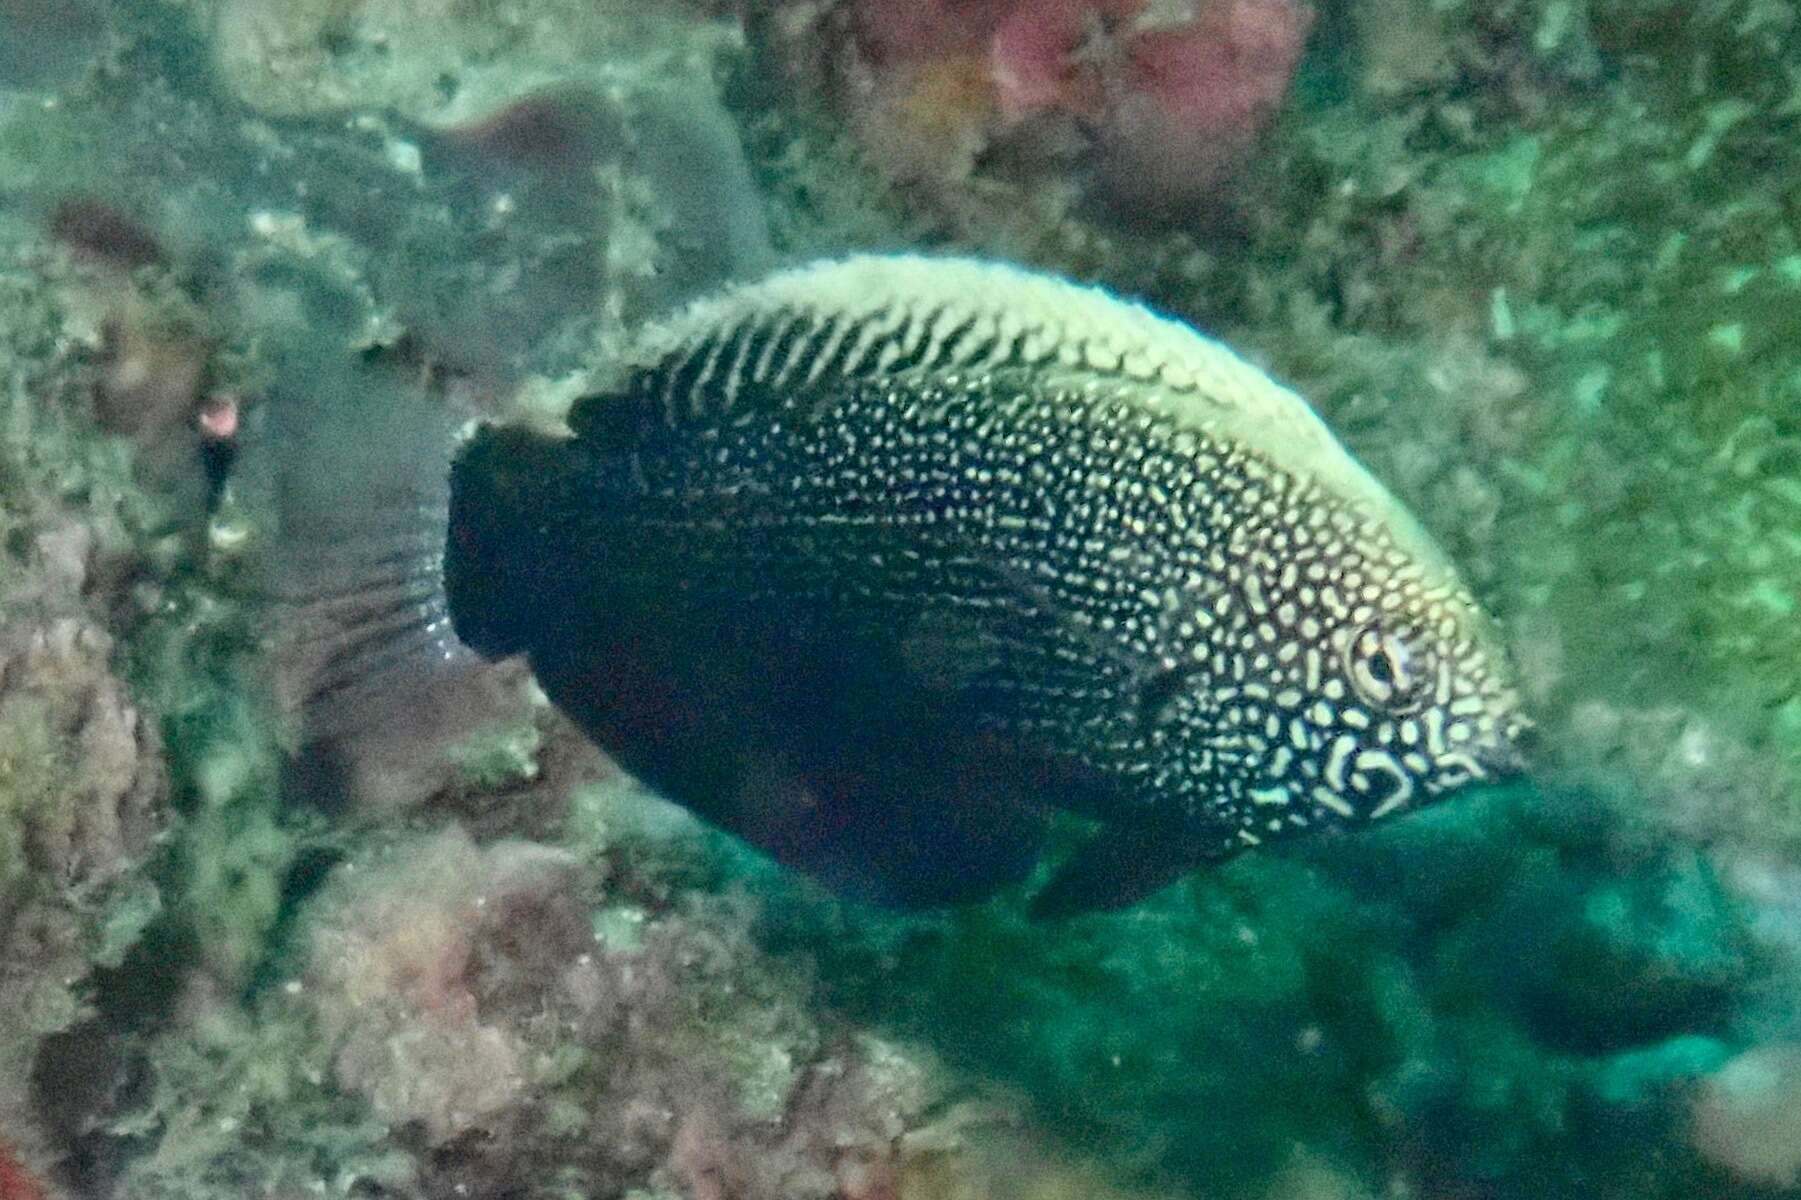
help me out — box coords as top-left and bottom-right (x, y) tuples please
(989, 0), (1096, 120)
(1123, 0), (1314, 139)
(1102, 0), (1314, 206)
(841, 0), (1310, 210)
(853, 0), (1017, 65)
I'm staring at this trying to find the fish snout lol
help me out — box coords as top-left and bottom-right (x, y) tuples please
(1475, 714), (1537, 781)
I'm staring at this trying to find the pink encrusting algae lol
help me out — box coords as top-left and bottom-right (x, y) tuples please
(0, 1131), (49, 1200)
(1101, 0), (1314, 203)
(842, 0), (1312, 207)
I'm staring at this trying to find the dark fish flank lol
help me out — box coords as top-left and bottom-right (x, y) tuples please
(445, 254), (1530, 911)
(587, 372), (1509, 827)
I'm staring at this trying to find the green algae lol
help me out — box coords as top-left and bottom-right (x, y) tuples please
(0, 694), (65, 900)
(112, 1000), (406, 1200)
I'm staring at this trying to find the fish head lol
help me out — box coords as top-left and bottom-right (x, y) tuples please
(1197, 492), (1533, 834)
(1314, 593), (1531, 818)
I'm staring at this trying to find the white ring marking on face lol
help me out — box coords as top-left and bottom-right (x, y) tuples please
(1354, 749), (1414, 819)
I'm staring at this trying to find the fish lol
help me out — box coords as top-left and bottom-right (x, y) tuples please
(273, 254), (1531, 917)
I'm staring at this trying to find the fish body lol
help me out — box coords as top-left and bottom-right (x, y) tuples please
(430, 255), (1528, 914)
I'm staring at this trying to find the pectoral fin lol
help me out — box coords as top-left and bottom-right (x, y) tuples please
(1030, 822), (1228, 919)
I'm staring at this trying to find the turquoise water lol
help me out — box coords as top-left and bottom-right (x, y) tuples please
(1, 2), (1799, 1198)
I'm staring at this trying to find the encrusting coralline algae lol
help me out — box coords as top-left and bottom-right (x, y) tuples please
(2, 0), (1801, 1199)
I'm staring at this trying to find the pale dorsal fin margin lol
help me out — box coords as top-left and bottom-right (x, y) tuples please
(603, 255), (1344, 470)
(576, 254), (1448, 574)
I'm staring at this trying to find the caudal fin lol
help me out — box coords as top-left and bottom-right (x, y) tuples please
(240, 351), (476, 740)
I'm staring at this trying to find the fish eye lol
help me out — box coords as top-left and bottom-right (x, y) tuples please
(1344, 621), (1432, 714)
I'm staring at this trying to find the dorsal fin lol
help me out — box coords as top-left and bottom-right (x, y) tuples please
(608, 255), (1324, 431)
(573, 254), (1449, 574)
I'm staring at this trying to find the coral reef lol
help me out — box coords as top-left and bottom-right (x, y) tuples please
(6, 7), (1161, 1197)
(3, 0), (1801, 1198)
(759, 0), (1314, 221)
(0, 618), (164, 908)
(0, 614), (164, 1199)
(0, 231), (170, 1200)
(113, 804), (1057, 1200)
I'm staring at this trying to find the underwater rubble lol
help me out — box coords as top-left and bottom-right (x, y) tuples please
(0, 0), (1799, 1198)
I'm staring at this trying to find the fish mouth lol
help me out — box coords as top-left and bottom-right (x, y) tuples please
(1474, 715), (1537, 781)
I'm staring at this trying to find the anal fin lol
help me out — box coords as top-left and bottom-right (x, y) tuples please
(1030, 821), (1229, 920)
(761, 727), (1062, 911)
